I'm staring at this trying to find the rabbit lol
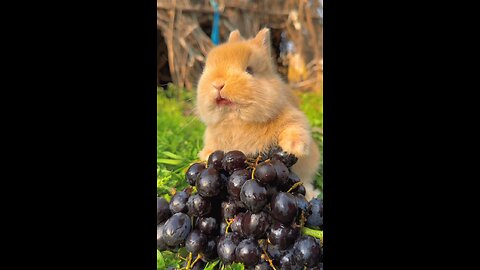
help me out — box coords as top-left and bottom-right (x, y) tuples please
(195, 28), (321, 200)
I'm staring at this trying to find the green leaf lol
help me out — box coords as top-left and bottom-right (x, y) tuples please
(204, 259), (220, 270)
(157, 250), (165, 269)
(162, 151), (184, 160)
(157, 158), (184, 165)
(224, 262), (245, 270)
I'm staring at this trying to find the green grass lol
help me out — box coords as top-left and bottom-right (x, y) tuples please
(157, 84), (323, 269)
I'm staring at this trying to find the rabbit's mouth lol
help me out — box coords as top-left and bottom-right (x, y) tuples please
(215, 96), (233, 106)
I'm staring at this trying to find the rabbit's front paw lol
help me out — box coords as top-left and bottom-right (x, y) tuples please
(198, 148), (213, 161)
(279, 131), (309, 158)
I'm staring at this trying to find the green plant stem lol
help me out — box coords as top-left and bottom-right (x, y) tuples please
(301, 227), (323, 242)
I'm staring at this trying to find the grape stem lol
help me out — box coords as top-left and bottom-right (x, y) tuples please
(190, 254), (202, 269)
(251, 155), (261, 179)
(301, 227), (323, 243)
(287, 181), (304, 193)
(224, 218), (234, 234)
(261, 246), (278, 270)
(183, 252), (193, 270)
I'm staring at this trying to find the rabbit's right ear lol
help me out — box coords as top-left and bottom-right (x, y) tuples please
(227, 30), (244, 43)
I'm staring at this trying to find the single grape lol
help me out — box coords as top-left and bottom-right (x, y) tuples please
(202, 238), (218, 261)
(185, 230), (208, 255)
(306, 198), (323, 229)
(295, 185), (306, 196)
(157, 222), (167, 251)
(267, 222), (297, 250)
(157, 197), (171, 224)
(271, 159), (289, 185)
(240, 180), (268, 213)
(254, 161), (277, 184)
(293, 235), (321, 267)
(231, 212), (245, 237)
(227, 169), (250, 200)
(270, 147), (298, 167)
(266, 244), (285, 265)
(241, 211), (270, 239)
(217, 233), (241, 264)
(196, 217), (218, 236)
(161, 213), (192, 247)
(279, 249), (303, 270)
(222, 150), (247, 174)
(294, 194), (310, 218)
(186, 162), (206, 186)
(271, 192), (298, 225)
(187, 194), (211, 217)
(235, 238), (262, 266)
(196, 167), (222, 197)
(169, 191), (189, 214)
(208, 150), (225, 171)
(221, 199), (239, 220)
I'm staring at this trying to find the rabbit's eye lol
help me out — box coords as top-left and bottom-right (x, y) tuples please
(246, 66), (254, 75)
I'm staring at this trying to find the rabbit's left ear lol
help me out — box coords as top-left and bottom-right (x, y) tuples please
(252, 28), (271, 53)
(228, 30), (244, 43)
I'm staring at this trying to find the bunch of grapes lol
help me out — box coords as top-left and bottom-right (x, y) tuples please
(157, 147), (323, 270)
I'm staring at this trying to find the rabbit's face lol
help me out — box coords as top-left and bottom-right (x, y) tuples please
(196, 29), (288, 125)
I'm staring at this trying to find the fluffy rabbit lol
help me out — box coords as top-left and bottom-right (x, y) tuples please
(196, 28), (321, 199)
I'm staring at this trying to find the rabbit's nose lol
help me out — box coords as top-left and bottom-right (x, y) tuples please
(212, 82), (225, 91)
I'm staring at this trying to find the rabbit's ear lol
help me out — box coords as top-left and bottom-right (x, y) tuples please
(228, 30), (244, 43)
(252, 28), (271, 54)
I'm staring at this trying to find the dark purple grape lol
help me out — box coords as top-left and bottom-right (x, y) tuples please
(240, 180), (268, 213)
(222, 150), (247, 174)
(241, 211), (270, 239)
(295, 185), (306, 196)
(268, 222), (297, 250)
(157, 222), (167, 251)
(271, 148), (298, 168)
(196, 217), (218, 235)
(186, 162), (206, 186)
(235, 238), (262, 266)
(187, 194), (211, 217)
(294, 194), (309, 215)
(271, 192), (298, 225)
(293, 235), (321, 267)
(231, 212), (245, 236)
(254, 262), (270, 270)
(280, 171), (301, 191)
(161, 213), (192, 247)
(254, 161), (277, 184)
(217, 233), (241, 264)
(266, 244), (285, 265)
(227, 169), (250, 200)
(196, 167), (222, 197)
(271, 159), (289, 185)
(202, 238), (218, 261)
(185, 230), (207, 255)
(157, 197), (171, 224)
(221, 200), (239, 220)
(208, 150), (225, 170)
(306, 198), (323, 229)
(169, 191), (189, 214)
(279, 249), (302, 270)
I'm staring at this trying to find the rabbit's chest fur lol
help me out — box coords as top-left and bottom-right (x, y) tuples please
(208, 118), (281, 155)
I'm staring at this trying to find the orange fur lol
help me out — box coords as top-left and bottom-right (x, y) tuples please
(196, 28), (320, 199)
